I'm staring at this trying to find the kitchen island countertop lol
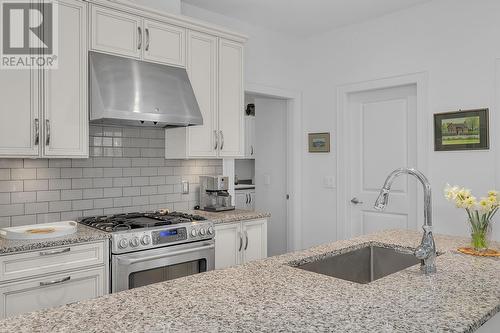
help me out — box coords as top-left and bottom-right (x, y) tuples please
(0, 229), (498, 332)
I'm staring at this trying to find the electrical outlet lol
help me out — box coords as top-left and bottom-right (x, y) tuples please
(181, 181), (189, 194)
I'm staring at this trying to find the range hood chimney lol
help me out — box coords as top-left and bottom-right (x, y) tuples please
(89, 51), (203, 127)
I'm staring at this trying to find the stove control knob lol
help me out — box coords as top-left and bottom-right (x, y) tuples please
(118, 239), (128, 249)
(199, 228), (206, 236)
(207, 227), (214, 235)
(141, 235), (151, 245)
(190, 229), (197, 237)
(130, 237), (140, 247)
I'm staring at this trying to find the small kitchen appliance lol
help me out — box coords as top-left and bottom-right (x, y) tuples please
(199, 176), (235, 212)
(78, 210), (214, 293)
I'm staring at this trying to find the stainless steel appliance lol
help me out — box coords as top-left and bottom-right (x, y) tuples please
(78, 211), (214, 293)
(89, 51), (203, 127)
(199, 176), (235, 212)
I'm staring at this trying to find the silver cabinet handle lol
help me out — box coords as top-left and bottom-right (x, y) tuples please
(251, 145), (254, 155)
(245, 193), (249, 204)
(214, 130), (218, 150)
(249, 194), (252, 204)
(45, 119), (50, 146)
(219, 130), (224, 150)
(137, 27), (142, 50)
(39, 247), (70, 256)
(351, 197), (364, 205)
(40, 276), (70, 286)
(145, 28), (150, 51)
(34, 118), (39, 145)
(238, 232), (243, 251)
(244, 231), (249, 250)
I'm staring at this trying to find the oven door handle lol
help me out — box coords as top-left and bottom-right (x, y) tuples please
(117, 244), (215, 265)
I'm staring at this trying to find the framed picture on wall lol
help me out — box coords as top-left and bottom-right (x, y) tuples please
(434, 108), (489, 151)
(308, 132), (330, 153)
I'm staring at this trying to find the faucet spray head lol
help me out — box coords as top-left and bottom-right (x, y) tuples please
(374, 188), (389, 210)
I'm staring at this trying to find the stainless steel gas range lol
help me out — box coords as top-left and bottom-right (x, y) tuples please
(79, 211), (215, 293)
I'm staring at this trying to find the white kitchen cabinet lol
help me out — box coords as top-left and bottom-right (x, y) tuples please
(218, 38), (245, 157)
(0, 70), (40, 157)
(214, 222), (241, 270)
(0, 267), (105, 319)
(0, 0), (88, 159)
(214, 218), (267, 269)
(244, 116), (256, 158)
(91, 5), (142, 59)
(0, 240), (109, 319)
(143, 19), (186, 66)
(242, 219), (267, 263)
(235, 189), (255, 210)
(44, 0), (88, 157)
(91, 5), (186, 67)
(165, 36), (244, 159)
(165, 31), (218, 158)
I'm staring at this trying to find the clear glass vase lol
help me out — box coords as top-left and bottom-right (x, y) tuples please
(469, 217), (492, 252)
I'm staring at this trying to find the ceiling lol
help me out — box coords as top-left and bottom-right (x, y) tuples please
(181, 0), (433, 37)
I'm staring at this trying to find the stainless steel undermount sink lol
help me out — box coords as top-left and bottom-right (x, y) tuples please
(295, 245), (420, 284)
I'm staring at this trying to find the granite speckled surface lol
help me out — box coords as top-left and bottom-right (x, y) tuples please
(191, 209), (270, 224)
(0, 229), (498, 332)
(0, 224), (110, 255)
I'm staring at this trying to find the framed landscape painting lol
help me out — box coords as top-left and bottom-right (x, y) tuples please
(434, 108), (489, 151)
(308, 132), (330, 153)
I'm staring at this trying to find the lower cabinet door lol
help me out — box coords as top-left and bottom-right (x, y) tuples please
(214, 222), (242, 269)
(0, 267), (105, 319)
(235, 192), (247, 210)
(242, 219), (267, 264)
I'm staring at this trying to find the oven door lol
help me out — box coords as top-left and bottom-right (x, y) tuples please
(112, 239), (215, 293)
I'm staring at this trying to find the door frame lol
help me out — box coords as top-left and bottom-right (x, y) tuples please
(245, 82), (303, 252)
(336, 72), (429, 240)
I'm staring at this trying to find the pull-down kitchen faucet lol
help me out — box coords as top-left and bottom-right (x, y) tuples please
(374, 168), (437, 274)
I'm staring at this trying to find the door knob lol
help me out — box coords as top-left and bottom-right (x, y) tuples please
(350, 197), (363, 204)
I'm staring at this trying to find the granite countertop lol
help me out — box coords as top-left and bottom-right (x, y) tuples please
(1, 230), (499, 332)
(191, 209), (270, 224)
(0, 224), (110, 255)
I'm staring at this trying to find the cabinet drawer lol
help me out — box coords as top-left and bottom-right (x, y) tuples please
(0, 266), (105, 319)
(0, 242), (105, 282)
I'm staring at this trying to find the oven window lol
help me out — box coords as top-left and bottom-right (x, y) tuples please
(128, 259), (207, 289)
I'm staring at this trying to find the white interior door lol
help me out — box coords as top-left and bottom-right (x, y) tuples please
(254, 97), (288, 256)
(348, 84), (417, 236)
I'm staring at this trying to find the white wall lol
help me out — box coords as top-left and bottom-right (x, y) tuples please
(301, 0), (500, 246)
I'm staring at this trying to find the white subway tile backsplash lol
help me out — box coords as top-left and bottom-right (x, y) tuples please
(49, 179), (71, 190)
(11, 168), (36, 180)
(49, 201), (72, 213)
(11, 214), (36, 226)
(11, 192), (36, 203)
(83, 189), (103, 199)
(72, 200), (93, 211)
(0, 125), (222, 226)
(0, 204), (24, 216)
(37, 191), (61, 202)
(61, 189), (83, 200)
(25, 202), (49, 214)
(37, 168), (61, 179)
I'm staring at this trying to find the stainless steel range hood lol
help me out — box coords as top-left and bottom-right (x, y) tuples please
(89, 51), (203, 127)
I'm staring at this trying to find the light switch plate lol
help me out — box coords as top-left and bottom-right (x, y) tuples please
(264, 174), (271, 185)
(323, 176), (336, 189)
(181, 181), (189, 194)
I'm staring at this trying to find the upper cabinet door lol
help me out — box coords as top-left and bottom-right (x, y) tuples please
(0, 69), (40, 157)
(43, 0), (88, 157)
(244, 116), (255, 158)
(143, 20), (186, 67)
(186, 31), (218, 157)
(218, 39), (244, 157)
(91, 5), (142, 59)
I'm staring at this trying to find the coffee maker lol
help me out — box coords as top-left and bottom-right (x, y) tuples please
(199, 176), (235, 212)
